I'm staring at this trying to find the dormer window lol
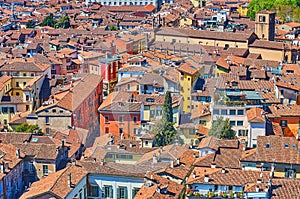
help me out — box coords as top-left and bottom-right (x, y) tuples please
(266, 143), (270, 148)
(284, 144), (289, 148)
(231, 81), (238, 86)
(146, 98), (155, 102)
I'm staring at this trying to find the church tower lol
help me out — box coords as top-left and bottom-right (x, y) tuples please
(255, 11), (276, 41)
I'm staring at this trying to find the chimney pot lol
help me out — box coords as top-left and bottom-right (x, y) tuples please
(204, 174), (209, 183)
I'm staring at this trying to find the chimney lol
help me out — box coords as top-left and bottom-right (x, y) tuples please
(204, 174), (209, 183)
(100, 159), (104, 166)
(170, 160), (174, 168)
(153, 154), (158, 164)
(255, 186), (260, 192)
(68, 173), (72, 188)
(176, 158), (180, 166)
(257, 178), (262, 184)
(129, 143), (133, 148)
(16, 149), (20, 159)
(71, 159), (76, 166)
(192, 171), (196, 178)
(211, 162), (216, 168)
(62, 136), (66, 147)
(0, 163), (4, 174)
(156, 185), (161, 193)
(221, 168), (226, 174)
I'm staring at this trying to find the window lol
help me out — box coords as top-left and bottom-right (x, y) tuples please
(89, 185), (99, 197)
(26, 95), (29, 101)
(150, 110), (155, 117)
(213, 109), (219, 115)
(230, 121), (236, 126)
(105, 116), (110, 123)
(3, 119), (7, 125)
(285, 169), (296, 178)
(133, 128), (138, 135)
(133, 116), (138, 124)
(105, 127), (109, 134)
(259, 15), (266, 22)
(118, 116), (124, 123)
(266, 143), (270, 148)
(52, 109), (56, 113)
(229, 110), (236, 115)
(103, 185), (113, 198)
(16, 82), (19, 87)
(238, 130), (248, 136)
(26, 105), (29, 111)
(43, 165), (48, 176)
(144, 106), (150, 110)
(283, 143), (289, 148)
(145, 141), (149, 146)
(29, 162), (34, 172)
(173, 117), (177, 123)
(2, 107), (8, 113)
(23, 82), (26, 87)
(16, 92), (20, 96)
(199, 120), (206, 125)
(132, 188), (140, 198)
(9, 107), (14, 113)
(292, 144), (296, 148)
(237, 121), (244, 126)
(45, 116), (50, 124)
(127, 84), (130, 90)
(119, 128), (124, 136)
(117, 186), (128, 199)
(221, 110), (227, 115)
(280, 120), (287, 127)
(237, 110), (244, 115)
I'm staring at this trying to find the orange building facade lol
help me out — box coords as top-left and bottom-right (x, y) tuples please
(99, 101), (142, 139)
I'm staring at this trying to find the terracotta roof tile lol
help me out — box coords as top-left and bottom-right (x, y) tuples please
(247, 108), (265, 123)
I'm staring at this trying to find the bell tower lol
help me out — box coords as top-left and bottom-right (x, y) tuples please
(255, 11), (276, 41)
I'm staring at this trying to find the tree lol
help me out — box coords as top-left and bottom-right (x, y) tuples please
(153, 92), (177, 146)
(26, 20), (35, 28)
(41, 13), (56, 27)
(55, 15), (71, 29)
(16, 123), (42, 133)
(208, 116), (235, 139)
(162, 91), (173, 123)
(108, 25), (118, 31)
(247, 0), (300, 21)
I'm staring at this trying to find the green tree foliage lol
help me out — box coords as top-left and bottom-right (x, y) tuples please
(153, 92), (176, 146)
(55, 15), (71, 28)
(41, 14), (71, 28)
(41, 13), (56, 27)
(247, 0), (300, 21)
(26, 20), (35, 28)
(208, 116), (235, 139)
(108, 25), (118, 31)
(16, 123), (42, 133)
(162, 91), (173, 123)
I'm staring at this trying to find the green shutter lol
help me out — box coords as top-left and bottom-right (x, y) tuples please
(109, 186), (113, 198)
(124, 187), (128, 199)
(117, 187), (120, 199)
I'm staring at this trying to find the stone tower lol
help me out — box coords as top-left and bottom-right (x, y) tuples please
(255, 11), (276, 41)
